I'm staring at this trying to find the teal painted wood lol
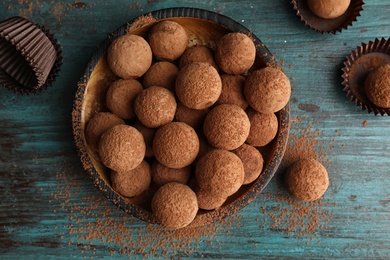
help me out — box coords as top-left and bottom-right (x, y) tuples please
(0, 0), (389, 259)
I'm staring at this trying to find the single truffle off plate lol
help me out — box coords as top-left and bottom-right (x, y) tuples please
(72, 7), (290, 227)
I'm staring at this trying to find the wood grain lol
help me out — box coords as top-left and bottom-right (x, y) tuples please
(1, 0), (390, 258)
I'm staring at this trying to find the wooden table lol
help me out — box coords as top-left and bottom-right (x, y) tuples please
(1, 0), (389, 258)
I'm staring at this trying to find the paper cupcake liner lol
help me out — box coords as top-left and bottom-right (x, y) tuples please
(341, 38), (390, 116)
(291, 0), (364, 34)
(0, 16), (62, 94)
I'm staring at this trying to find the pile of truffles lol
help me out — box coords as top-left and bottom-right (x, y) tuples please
(85, 20), (291, 229)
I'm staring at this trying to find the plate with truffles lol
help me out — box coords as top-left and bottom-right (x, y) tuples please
(72, 7), (291, 229)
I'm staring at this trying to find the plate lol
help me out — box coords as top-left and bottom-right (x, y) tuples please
(72, 7), (290, 227)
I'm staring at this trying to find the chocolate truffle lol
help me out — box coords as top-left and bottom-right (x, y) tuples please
(233, 143), (264, 185)
(175, 102), (209, 129)
(151, 182), (198, 229)
(134, 86), (177, 128)
(175, 62), (222, 110)
(203, 104), (250, 150)
(285, 158), (329, 202)
(148, 21), (189, 61)
(151, 160), (191, 187)
(196, 189), (227, 210)
(142, 61), (179, 91)
(107, 34), (152, 79)
(364, 64), (390, 108)
(110, 160), (151, 197)
(195, 149), (245, 197)
(133, 121), (156, 157)
(244, 67), (291, 114)
(85, 112), (125, 151)
(106, 79), (143, 120)
(99, 125), (145, 172)
(179, 45), (218, 70)
(307, 0), (351, 19)
(214, 32), (256, 75)
(216, 74), (248, 110)
(246, 108), (278, 147)
(153, 122), (200, 169)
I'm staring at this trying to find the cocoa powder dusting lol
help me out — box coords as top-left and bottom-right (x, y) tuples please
(50, 158), (245, 258)
(256, 115), (339, 242)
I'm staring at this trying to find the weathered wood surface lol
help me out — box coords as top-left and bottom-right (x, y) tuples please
(1, 0), (389, 259)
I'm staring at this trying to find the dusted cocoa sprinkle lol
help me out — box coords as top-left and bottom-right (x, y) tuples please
(175, 62), (222, 110)
(133, 120), (156, 158)
(152, 182), (198, 229)
(245, 108), (278, 147)
(216, 74), (248, 110)
(148, 20), (188, 61)
(142, 61), (179, 91)
(215, 32), (256, 75)
(153, 122), (199, 169)
(111, 160), (151, 198)
(85, 112), (125, 151)
(203, 104), (250, 150)
(134, 86), (177, 128)
(195, 149), (244, 197)
(151, 160), (191, 187)
(233, 143), (264, 185)
(179, 45), (219, 70)
(106, 79), (143, 120)
(99, 125), (145, 172)
(51, 159), (245, 258)
(174, 102), (209, 129)
(256, 116), (337, 241)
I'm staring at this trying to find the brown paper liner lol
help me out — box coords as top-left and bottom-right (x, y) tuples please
(0, 16), (62, 94)
(341, 38), (390, 115)
(291, 0), (364, 34)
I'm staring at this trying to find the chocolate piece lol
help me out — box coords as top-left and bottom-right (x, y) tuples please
(107, 34), (152, 78)
(153, 122), (199, 169)
(99, 125), (145, 172)
(341, 38), (390, 115)
(106, 79), (143, 120)
(203, 104), (250, 150)
(233, 143), (264, 185)
(291, 0), (364, 34)
(364, 64), (390, 108)
(244, 67), (291, 114)
(142, 61), (179, 91)
(215, 74), (248, 110)
(175, 62), (222, 110)
(179, 45), (218, 70)
(246, 108), (278, 147)
(148, 20), (188, 61)
(284, 158), (329, 202)
(134, 86), (177, 128)
(151, 182), (198, 229)
(85, 112), (125, 151)
(195, 149), (244, 197)
(111, 160), (151, 197)
(215, 32), (255, 75)
(151, 160), (191, 187)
